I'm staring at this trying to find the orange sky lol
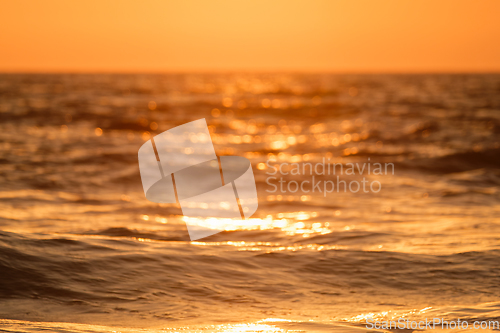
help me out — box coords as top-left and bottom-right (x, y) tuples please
(1, 0), (500, 72)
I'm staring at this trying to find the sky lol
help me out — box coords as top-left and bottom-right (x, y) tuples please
(1, 0), (499, 72)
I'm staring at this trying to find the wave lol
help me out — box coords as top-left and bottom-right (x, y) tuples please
(1, 229), (500, 327)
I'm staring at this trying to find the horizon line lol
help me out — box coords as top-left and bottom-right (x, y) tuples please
(1, 68), (500, 75)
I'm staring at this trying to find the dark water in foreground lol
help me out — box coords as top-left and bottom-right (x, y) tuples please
(0, 73), (500, 332)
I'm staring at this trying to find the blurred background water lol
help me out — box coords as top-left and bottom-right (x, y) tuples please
(1, 73), (500, 332)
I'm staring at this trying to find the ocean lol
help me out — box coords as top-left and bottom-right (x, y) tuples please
(0, 73), (499, 332)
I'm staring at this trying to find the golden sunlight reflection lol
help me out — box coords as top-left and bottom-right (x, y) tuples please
(342, 306), (435, 324)
(189, 240), (344, 253)
(206, 321), (286, 333)
(207, 113), (371, 158)
(0, 319), (296, 333)
(181, 213), (331, 236)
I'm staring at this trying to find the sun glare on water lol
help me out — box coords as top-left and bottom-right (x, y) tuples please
(181, 213), (332, 237)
